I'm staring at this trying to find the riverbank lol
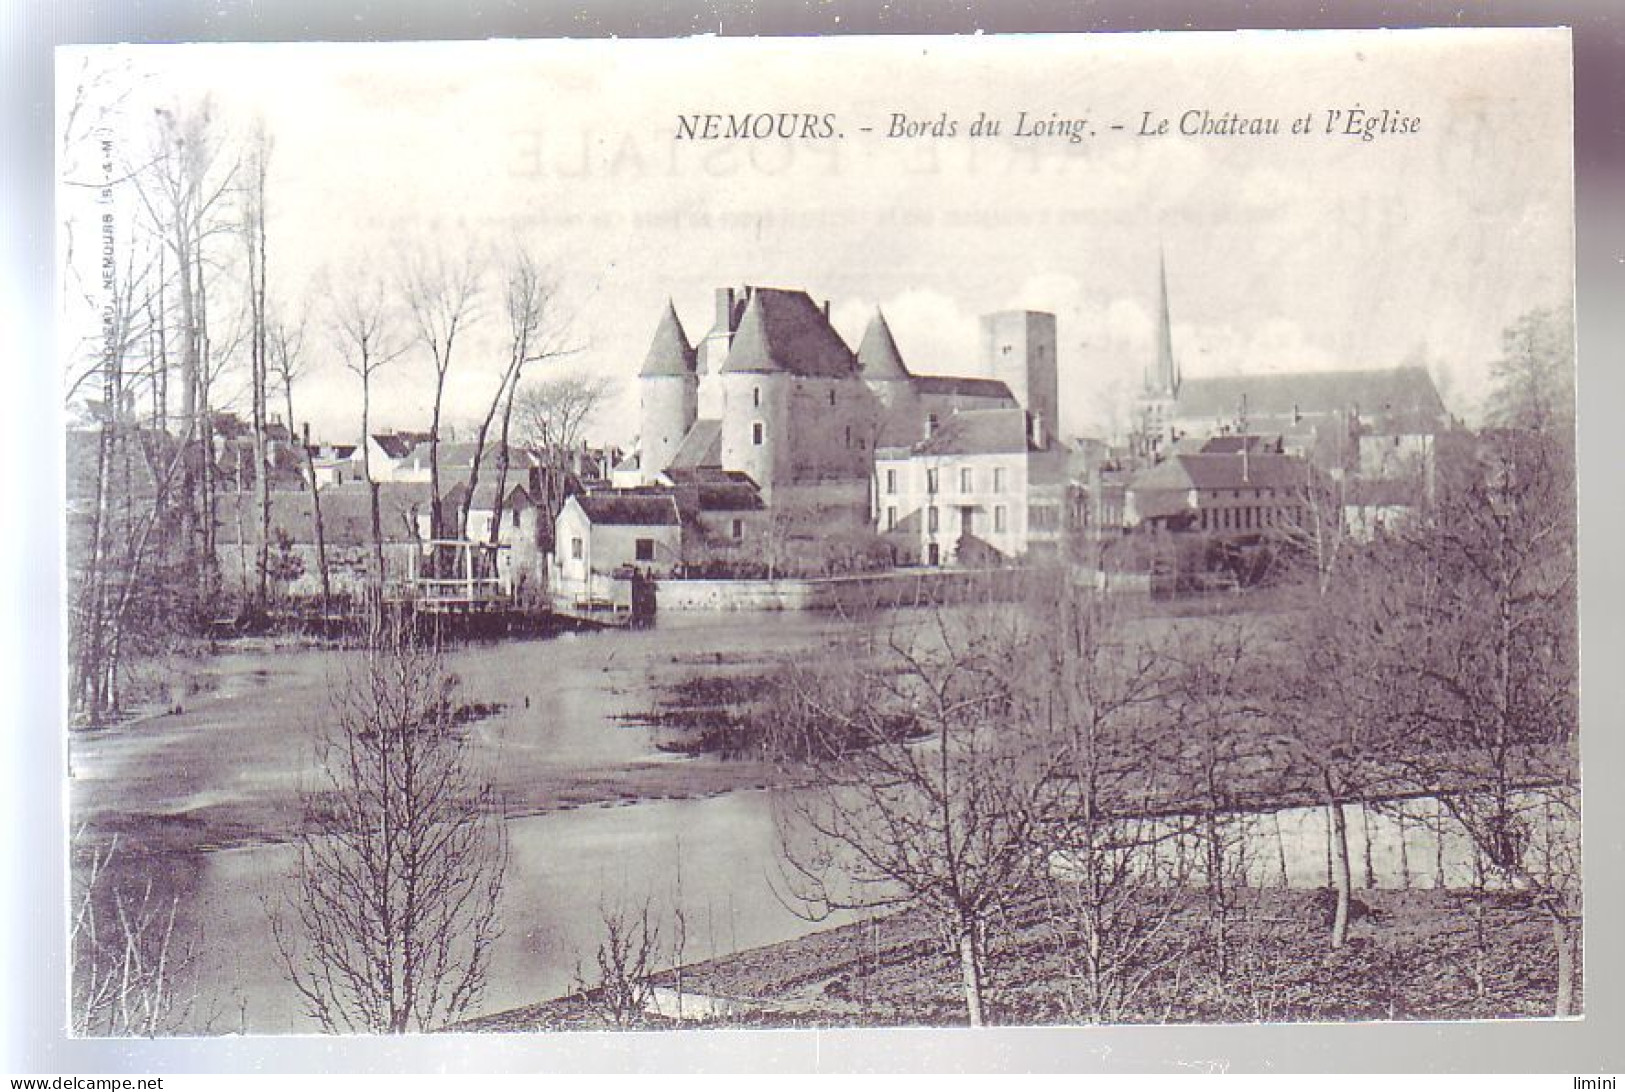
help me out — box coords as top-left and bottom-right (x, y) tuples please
(465, 885), (1577, 1030)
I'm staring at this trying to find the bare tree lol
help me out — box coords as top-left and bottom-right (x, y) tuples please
(574, 897), (662, 1029)
(1484, 307), (1575, 437)
(71, 834), (199, 1036)
(1026, 590), (1195, 1023)
(132, 96), (240, 586)
(513, 373), (613, 529)
(1162, 621), (1277, 973)
(769, 585), (1054, 1026)
(400, 246), (484, 540)
(267, 620), (508, 1033)
(268, 309), (331, 608)
(330, 276), (407, 588)
(239, 119), (273, 610)
(462, 249), (571, 547)
(1367, 428), (1580, 1014)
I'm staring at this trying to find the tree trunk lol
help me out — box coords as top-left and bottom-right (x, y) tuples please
(957, 922), (986, 1028)
(1551, 909), (1575, 1017)
(1327, 792), (1352, 950)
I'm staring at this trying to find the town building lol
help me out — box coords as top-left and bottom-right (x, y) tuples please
(875, 408), (1069, 566)
(1122, 451), (1315, 535)
(551, 493), (683, 608)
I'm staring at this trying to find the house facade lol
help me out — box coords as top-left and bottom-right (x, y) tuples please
(874, 407), (1068, 566)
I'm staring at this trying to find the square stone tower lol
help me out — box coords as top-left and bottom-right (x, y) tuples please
(979, 310), (1058, 448)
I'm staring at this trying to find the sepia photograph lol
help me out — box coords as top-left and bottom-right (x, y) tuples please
(50, 26), (1580, 1042)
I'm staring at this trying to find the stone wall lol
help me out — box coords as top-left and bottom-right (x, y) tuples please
(654, 566), (1034, 613)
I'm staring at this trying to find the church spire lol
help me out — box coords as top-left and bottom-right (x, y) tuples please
(1153, 247), (1179, 396)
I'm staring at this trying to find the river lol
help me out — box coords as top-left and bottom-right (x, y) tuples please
(68, 608), (1528, 1034)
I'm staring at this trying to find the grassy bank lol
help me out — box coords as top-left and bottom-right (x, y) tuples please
(465, 886), (1576, 1031)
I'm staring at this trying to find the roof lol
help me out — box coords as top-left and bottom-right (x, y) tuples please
(911, 375), (1016, 401)
(443, 479), (533, 513)
(370, 431), (433, 459)
(397, 441), (536, 474)
(639, 300), (699, 378)
(856, 309), (911, 381)
(667, 418), (723, 471)
(720, 288), (857, 378)
(916, 408), (1033, 457)
(574, 493), (682, 527)
(694, 479), (764, 512)
(1174, 367), (1447, 427)
(307, 443), (358, 461)
(214, 483), (434, 547)
(1131, 488), (1195, 522)
(1198, 434), (1281, 455)
(1130, 453), (1311, 494)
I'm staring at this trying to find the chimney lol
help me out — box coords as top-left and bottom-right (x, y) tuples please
(822, 299), (831, 321)
(715, 287), (735, 331)
(1029, 411), (1045, 451)
(302, 421), (311, 448)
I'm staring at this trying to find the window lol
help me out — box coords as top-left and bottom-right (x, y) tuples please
(993, 467), (1006, 493)
(1030, 505), (1058, 531)
(994, 506), (1007, 533)
(927, 506), (939, 533)
(570, 536), (583, 560)
(926, 413), (939, 437)
(960, 467), (973, 493)
(885, 468), (897, 495)
(829, 389), (836, 407)
(753, 386), (761, 408)
(511, 507), (521, 528)
(635, 538), (655, 562)
(960, 507), (973, 534)
(845, 425), (852, 447)
(731, 519), (744, 541)
(752, 421), (764, 445)
(885, 506), (896, 531)
(926, 469), (938, 495)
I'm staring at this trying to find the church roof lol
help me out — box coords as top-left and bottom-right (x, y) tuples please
(1174, 367), (1446, 428)
(720, 288), (858, 378)
(857, 308), (911, 380)
(639, 300), (699, 378)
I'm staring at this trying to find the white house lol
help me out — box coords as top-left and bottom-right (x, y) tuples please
(874, 407), (1067, 566)
(552, 493), (683, 602)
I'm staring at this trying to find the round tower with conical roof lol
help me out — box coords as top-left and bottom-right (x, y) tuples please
(857, 307), (918, 442)
(638, 300), (699, 484)
(718, 289), (792, 502)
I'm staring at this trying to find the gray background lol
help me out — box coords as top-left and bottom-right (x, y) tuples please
(2, 0), (1620, 1074)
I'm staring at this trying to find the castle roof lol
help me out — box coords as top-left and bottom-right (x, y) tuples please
(720, 288), (858, 378)
(857, 308), (911, 381)
(667, 418), (722, 471)
(911, 375), (1016, 401)
(639, 299), (699, 378)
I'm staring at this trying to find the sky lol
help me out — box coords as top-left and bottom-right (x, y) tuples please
(58, 29), (1575, 446)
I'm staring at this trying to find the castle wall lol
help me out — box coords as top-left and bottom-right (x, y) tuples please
(639, 374), (698, 482)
